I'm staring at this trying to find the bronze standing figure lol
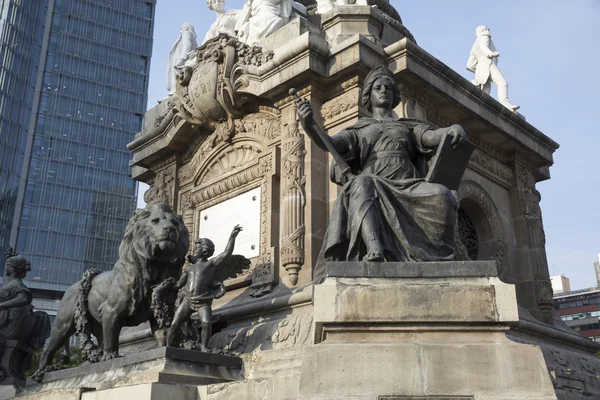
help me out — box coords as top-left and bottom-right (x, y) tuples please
(167, 225), (250, 352)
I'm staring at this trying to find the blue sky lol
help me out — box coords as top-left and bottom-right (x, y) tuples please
(139, 0), (600, 290)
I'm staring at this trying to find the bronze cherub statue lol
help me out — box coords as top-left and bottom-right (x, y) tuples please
(167, 225), (250, 352)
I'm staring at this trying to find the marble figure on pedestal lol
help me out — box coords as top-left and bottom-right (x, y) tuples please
(467, 25), (519, 111)
(296, 66), (472, 282)
(236, 0), (292, 45)
(167, 23), (198, 94)
(203, 0), (242, 44)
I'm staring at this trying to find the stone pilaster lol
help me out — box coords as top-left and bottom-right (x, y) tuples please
(510, 158), (552, 321)
(279, 101), (306, 286)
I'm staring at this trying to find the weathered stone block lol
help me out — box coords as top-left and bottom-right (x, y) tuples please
(19, 348), (242, 400)
(313, 261), (518, 343)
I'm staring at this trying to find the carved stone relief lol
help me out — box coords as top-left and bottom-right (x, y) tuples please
(535, 273), (554, 323)
(540, 344), (600, 397)
(468, 148), (513, 187)
(321, 88), (359, 122)
(516, 164), (546, 245)
(180, 111), (280, 186)
(234, 112), (280, 141)
(210, 313), (313, 355)
(144, 165), (176, 206)
(200, 145), (261, 185)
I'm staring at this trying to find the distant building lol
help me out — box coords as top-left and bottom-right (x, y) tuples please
(550, 275), (571, 294)
(554, 288), (600, 342)
(0, 0), (156, 316)
(594, 254), (600, 288)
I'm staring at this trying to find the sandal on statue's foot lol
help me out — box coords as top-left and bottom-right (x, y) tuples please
(363, 252), (384, 262)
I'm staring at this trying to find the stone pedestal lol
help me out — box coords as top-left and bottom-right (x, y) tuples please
(297, 261), (557, 399)
(195, 261), (560, 399)
(0, 339), (34, 397)
(17, 347), (242, 400)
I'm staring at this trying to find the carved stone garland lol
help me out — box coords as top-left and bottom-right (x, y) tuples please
(280, 104), (306, 286)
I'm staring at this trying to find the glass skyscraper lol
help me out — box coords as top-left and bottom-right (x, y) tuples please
(0, 0), (155, 313)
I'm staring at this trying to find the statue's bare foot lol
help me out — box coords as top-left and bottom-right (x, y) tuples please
(100, 351), (119, 361)
(363, 252), (384, 262)
(200, 345), (211, 353)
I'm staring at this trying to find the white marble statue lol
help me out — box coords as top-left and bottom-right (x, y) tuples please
(316, 0), (368, 15)
(235, 0), (292, 45)
(203, 0), (242, 44)
(466, 25), (519, 111)
(167, 23), (198, 94)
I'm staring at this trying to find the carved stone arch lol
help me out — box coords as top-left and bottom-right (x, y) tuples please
(457, 180), (507, 278)
(194, 138), (266, 187)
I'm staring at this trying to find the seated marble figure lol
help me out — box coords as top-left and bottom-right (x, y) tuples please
(296, 66), (470, 281)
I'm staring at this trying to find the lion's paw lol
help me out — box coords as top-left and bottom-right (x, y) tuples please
(100, 352), (119, 361)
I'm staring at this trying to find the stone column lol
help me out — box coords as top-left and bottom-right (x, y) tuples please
(279, 101), (306, 286)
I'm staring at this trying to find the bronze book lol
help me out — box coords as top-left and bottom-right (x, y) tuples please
(425, 133), (474, 190)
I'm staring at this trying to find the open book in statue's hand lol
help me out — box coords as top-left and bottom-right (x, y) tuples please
(425, 133), (474, 190)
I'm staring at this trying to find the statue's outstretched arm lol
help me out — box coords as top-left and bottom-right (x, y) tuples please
(212, 225), (243, 266)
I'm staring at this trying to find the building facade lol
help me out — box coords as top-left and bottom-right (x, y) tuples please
(594, 253), (600, 287)
(550, 275), (571, 294)
(0, 0), (155, 314)
(555, 288), (600, 342)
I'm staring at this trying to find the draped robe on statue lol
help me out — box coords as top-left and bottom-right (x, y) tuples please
(313, 118), (457, 282)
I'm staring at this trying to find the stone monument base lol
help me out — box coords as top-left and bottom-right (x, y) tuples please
(200, 261), (558, 399)
(15, 261), (580, 399)
(17, 347), (242, 400)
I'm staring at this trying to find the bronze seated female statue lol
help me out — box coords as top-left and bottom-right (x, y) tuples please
(295, 66), (470, 281)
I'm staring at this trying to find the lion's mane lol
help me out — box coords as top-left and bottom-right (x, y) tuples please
(115, 203), (189, 314)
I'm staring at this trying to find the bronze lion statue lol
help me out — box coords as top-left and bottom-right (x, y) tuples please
(34, 203), (189, 376)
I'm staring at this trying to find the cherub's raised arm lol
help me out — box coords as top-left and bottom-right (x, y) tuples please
(212, 225), (243, 266)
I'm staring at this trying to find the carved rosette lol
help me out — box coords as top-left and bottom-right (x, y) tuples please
(144, 166), (176, 206)
(280, 107), (306, 286)
(457, 181), (507, 276)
